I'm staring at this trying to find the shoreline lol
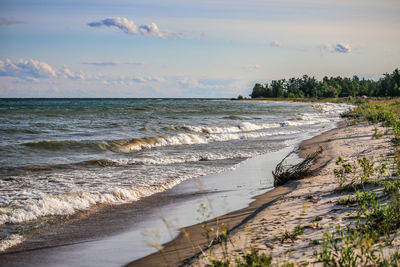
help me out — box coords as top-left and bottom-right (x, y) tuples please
(188, 120), (395, 266)
(127, 122), (346, 267)
(127, 172), (298, 267)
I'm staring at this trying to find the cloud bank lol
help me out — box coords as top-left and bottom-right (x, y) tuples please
(323, 43), (352, 53)
(82, 61), (120, 66)
(178, 77), (233, 90)
(0, 59), (57, 79)
(59, 65), (85, 80)
(0, 59), (84, 80)
(82, 61), (144, 66)
(88, 17), (182, 39)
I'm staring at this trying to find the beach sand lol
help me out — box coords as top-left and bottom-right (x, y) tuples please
(128, 120), (395, 266)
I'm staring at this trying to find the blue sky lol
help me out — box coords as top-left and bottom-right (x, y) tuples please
(0, 0), (399, 97)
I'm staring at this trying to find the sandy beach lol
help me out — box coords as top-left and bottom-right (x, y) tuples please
(190, 121), (395, 266)
(127, 120), (395, 266)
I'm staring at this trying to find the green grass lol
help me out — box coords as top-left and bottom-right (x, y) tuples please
(199, 98), (400, 266)
(342, 99), (400, 144)
(280, 225), (304, 243)
(384, 178), (400, 195)
(316, 98), (400, 266)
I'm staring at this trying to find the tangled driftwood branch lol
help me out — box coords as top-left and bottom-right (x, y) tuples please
(272, 146), (323, 187)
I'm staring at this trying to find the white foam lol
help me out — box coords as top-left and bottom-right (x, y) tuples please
(116, 128), (299, 153)
(117, 103), (351, 153)
(0, 179), (187, 225)
(313, 102), (353, 114)
(282, 103), (351, 127)
(100, 150), (259, 166)
(181, 122), (281, 134)
(0, 234), (24, 252)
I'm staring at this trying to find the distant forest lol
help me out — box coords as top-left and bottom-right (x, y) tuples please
(250, 68), (400, 98)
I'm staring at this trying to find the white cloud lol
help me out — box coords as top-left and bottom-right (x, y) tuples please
(88, 17), (182, 39)
(270, 40), (282, 47)
(82, 61), (144, 66)
(0, 59), (86, 80)
(82, 61), (120, 66)
(126, 75), (161, 83)
(179, 77), (201, 89)
(88, 17), (137, 34)
(97, 74), (163, 85)
(0, 59), (57, 79)
(59, 65), (85, 80)
(176, 76), (246, 98)
(323, 43), (352, 53)
(178, 77), (228, 89)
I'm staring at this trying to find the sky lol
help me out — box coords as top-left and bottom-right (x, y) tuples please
(0, 0), (399, 98)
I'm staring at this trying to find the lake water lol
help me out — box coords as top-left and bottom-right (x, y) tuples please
(0, 98), (350, 253)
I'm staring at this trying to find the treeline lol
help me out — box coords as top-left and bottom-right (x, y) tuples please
(250, 68), (400, 98)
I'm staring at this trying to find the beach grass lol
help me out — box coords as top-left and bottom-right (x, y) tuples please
(196, 98), (400, 266)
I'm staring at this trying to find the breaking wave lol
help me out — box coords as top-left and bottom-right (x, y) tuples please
(0, 234), (24, 252)
(19, 122), (304, 154)
(0, 176), (196, 226)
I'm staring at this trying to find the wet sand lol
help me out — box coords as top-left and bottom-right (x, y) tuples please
(128, 179), (298, 267)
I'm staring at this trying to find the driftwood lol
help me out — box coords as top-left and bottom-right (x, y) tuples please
(272, 146), (323, 187)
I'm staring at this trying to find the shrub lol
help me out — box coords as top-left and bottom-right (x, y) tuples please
(317, 226), (381, 266)
(337, 195), (357, 206)
(358, 157), (375, 184)
(281, 225), (304, 243)
(334, 156), (353, 190)
(384, 179), (400, 195)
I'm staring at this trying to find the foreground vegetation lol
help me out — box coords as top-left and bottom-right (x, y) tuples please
(342, 99), (400, 145)
(249, 68), (400, 99)
(204, 99), (400, 266)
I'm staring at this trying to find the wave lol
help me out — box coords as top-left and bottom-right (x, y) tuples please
(20, 137), (170, 153)
(18, 117), (336, 155)
(18, 122), (294, 154)
(313, 103), (353, 114)
(81, 151), (256, 167)
(222, 115), (247, 120)
(0, 234), (24, 252)
(0, 148), (260, 177)
(0, 178), (196, 251)
(281, 116), (331, 127)
(169, 122), (281, 134)
(22, 139), (109, 152)
(15, 103), (348, 155)
(0, 171), (208, 226)
(1, 128), (40, 134)
(107, 129), (300, 153)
